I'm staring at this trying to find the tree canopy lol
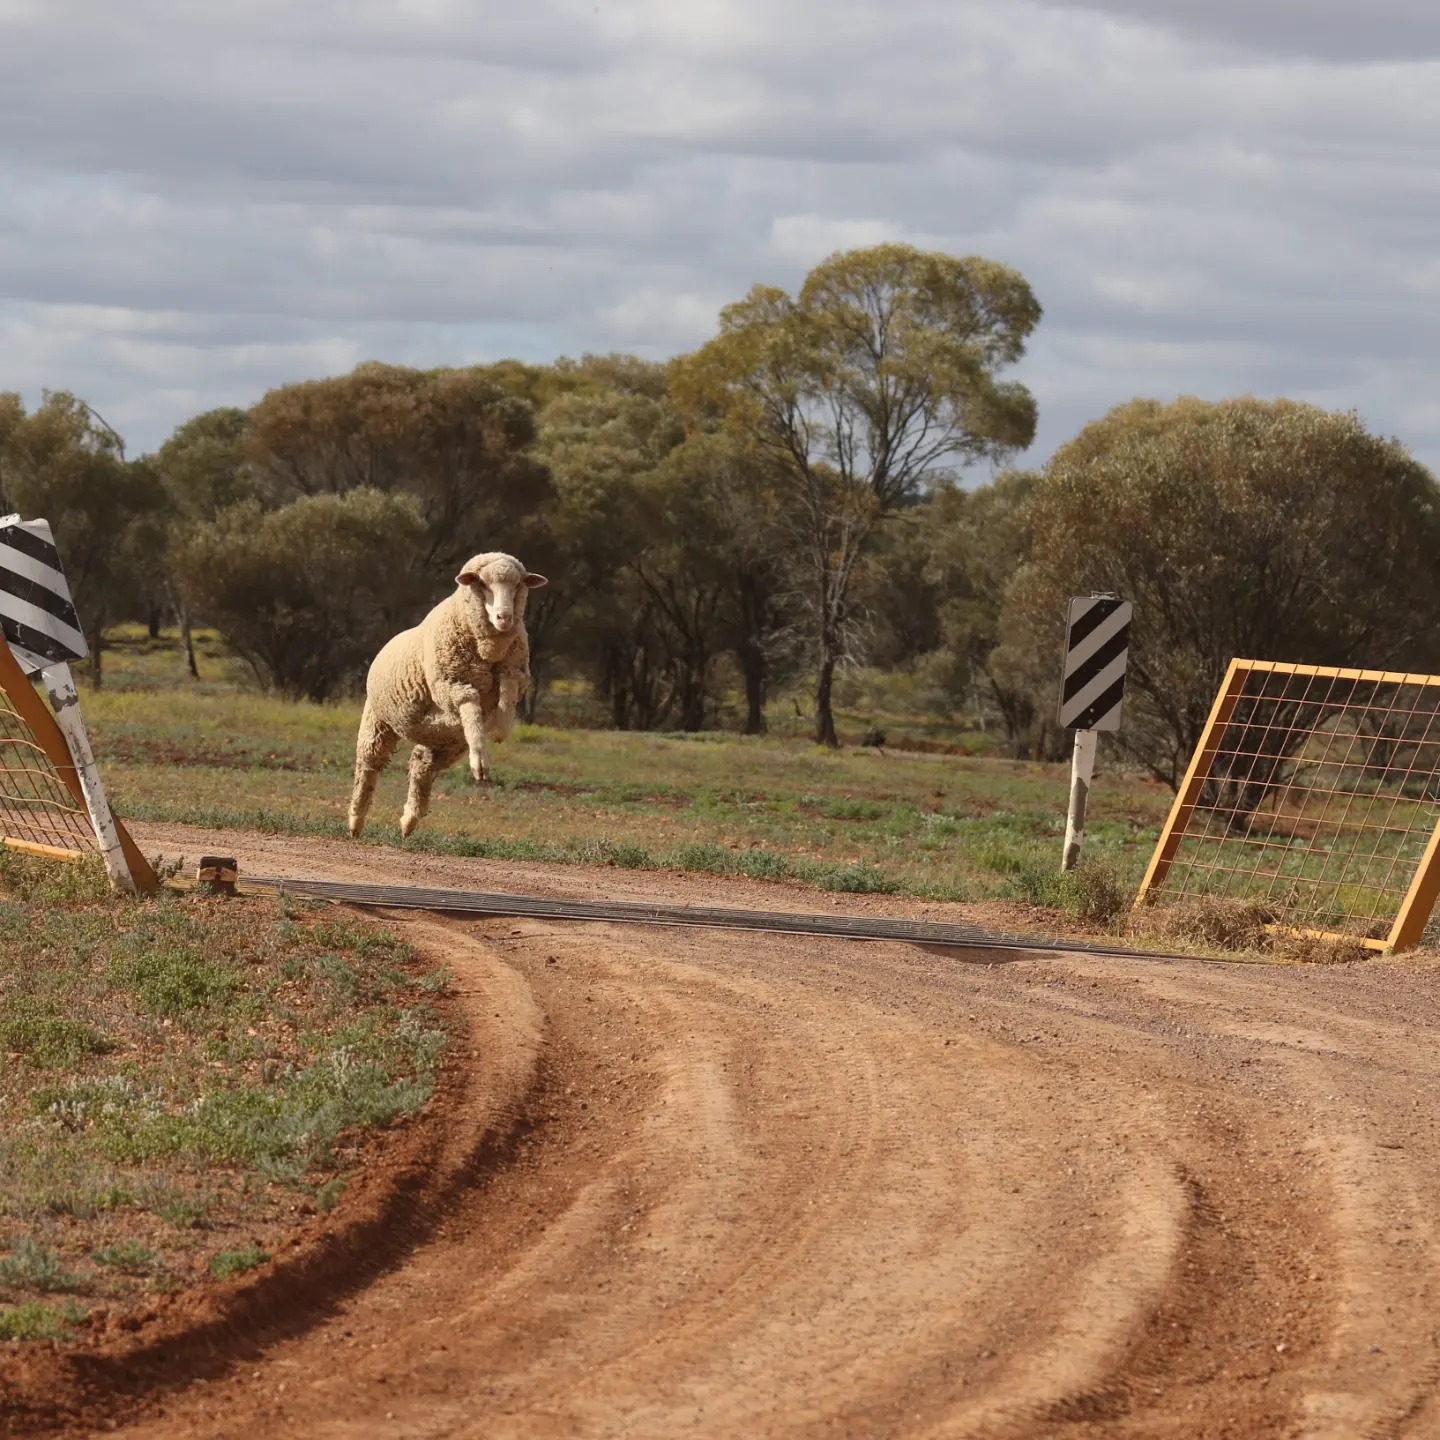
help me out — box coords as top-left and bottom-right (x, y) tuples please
(244, 362), (551, 569)
(999, 396), (1440, 783)
(673, 242), (1042, 744)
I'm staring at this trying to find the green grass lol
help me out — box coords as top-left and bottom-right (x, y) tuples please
(0, 1300), (84, 1341)
(92, 1242), (161, 1273)
(0, 1237), (86, 1293)
(0, 847), (451, 1333)
(77, 629), (1422, 949)
(83, 628), (1172, 917)
(210, 1245), (269, 1279)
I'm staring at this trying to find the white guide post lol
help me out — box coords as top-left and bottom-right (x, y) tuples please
(40, 661), (137, 894)
(1062, 727), (1098, 874)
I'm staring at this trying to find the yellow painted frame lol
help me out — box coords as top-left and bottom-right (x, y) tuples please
(0, 641), (157, 893)
(1133, 658), (1440, 954)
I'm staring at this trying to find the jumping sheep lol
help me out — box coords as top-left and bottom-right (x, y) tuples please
(348, 551), (547, 839)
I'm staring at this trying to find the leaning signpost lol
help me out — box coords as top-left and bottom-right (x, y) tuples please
(1057, 594), (1132, 872)
(0, 513), (153, 894)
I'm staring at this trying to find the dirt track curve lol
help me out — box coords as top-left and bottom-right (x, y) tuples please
(86, 828), (1440, 1435)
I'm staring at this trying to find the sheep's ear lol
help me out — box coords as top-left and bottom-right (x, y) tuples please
(523, 572), (548, 589)
(456, 569), (481, 587)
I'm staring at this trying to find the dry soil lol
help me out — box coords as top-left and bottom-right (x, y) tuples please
(39, 825), (1440, 1436)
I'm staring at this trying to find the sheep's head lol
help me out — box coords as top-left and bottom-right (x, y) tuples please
(455, 552), (547, 634)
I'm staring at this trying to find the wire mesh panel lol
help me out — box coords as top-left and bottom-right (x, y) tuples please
(1136, 660), (1440, 952)
(0, 678), (94, 858)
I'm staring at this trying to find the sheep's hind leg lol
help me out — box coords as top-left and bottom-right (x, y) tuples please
(401, 738), (466, 838)
(458, 700), (494, 784)
(349, 706), (400, 838)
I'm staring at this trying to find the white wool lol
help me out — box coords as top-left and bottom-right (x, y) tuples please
(348, 551), (547, 839)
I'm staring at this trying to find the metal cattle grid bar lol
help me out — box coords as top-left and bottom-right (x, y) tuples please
(242, 874), (1159, 960)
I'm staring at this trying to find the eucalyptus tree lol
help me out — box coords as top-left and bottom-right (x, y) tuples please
(674, 244), (1041, 745)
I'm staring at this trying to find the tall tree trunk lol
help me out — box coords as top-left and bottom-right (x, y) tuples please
(740, 643), (767, 735)
(147, 602), (162, 640)
(182, 613), (199, 679)
(678, 659), (708, 731)
(180, 605), (199, 679)
(814, 637), (839, 748)
(87, 624), (104, 691)
(164, 581), (200, 679)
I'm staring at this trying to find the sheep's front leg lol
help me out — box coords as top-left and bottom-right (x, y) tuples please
(457, 699), (493, 784)
(487, 674), (524, 745)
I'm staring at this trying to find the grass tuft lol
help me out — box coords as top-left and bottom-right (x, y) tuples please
(0, 1237), (86, 1293)
(1126, 894), (1372, 962)
(209, 1245), (269, 1280)
(92, 1242), (161, 1273)
(0, 1300), (84, 1341)
(0, 1008), (110, 1069)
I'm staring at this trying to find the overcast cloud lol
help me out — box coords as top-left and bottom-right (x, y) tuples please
(3, 0), (1439, 472)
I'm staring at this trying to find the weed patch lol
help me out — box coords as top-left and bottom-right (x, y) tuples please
(210, 1245), (269, 1279)
(0, 1237), (85, 1293)
(0, 1300), (83, 1341)
(93, 1242), (160, 1273)
(1127, 894), (1372, 962)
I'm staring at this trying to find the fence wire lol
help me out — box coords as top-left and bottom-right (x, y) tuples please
(0, 683), (93, 856)
(1151, 664), (1440, 942)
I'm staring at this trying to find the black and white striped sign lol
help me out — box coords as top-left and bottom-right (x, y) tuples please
(1058, 595), (1130, 731)
(0, 515), (88, 677)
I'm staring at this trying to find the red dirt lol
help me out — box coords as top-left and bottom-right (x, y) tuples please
(11, 823), (1440, 1436)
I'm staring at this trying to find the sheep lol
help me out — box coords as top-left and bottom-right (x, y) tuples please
(348, 551), (547, 839)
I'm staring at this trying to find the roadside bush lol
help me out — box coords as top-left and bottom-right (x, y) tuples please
(169, 488), (434, 701)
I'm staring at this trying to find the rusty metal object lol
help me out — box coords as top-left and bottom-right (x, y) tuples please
(197, 855), (238, 896)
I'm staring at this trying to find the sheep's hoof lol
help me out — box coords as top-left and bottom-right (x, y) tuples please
(347, 813), (365, 838)
(399, 810), (419, 838)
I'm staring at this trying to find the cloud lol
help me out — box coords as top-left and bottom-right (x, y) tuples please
(595, 289), (726, 351)
(1047, 0), (1440, 61)
(0, 0), (1436, 480)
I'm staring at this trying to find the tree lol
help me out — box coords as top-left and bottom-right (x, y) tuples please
(156, 407), (257, 519)
(0, 393), (25, 513)
(673, 243), (1041, 746)
(168, 488), (433, 702)
(244, 362), (550, 570)
(527, 377), (684, 725)
(854, 504), (945, 671)
(923, 471), (1062, 756)
(152, 407), (260, 677)
(1001, 396), (1440, 792)
(0, 391), (165, 688)
(650, 430), (801, 733)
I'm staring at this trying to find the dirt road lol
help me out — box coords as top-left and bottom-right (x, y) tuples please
(97, 827), (1440, 1436)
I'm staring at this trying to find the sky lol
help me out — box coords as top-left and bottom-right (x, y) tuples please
(2, 0), (1439, 473)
